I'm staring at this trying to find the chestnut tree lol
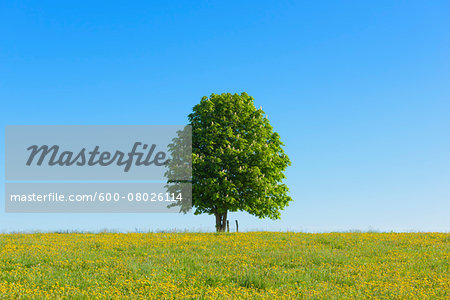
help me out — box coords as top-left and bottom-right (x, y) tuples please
(189, 93), (292, 232)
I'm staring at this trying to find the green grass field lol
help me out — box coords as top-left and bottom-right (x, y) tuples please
(0, 232), (448, 299)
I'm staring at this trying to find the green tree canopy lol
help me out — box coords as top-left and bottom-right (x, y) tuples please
(189, 93), (292, 231)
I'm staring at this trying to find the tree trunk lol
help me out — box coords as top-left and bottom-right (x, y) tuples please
(215, 213), (221, 232)
(214, 211), (227, 232)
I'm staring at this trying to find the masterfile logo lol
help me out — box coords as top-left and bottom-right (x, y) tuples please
(5, 125), (192, 213)
(6, 125), (191, 180)
(26, 142), (169, 172)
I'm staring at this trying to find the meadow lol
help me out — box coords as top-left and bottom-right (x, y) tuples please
(0, 232), (448, 299)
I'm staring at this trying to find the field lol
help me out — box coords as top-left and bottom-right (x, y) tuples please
(0, 232), (448, 299)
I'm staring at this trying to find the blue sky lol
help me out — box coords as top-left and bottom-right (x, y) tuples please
(1, 1), (449, 232)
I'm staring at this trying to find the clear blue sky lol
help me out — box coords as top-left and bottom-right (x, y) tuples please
(1, 1), (449, 232)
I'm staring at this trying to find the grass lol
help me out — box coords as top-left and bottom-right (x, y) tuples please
(0, 232), (448, 299)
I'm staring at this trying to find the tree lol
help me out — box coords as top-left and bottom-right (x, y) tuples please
(189, 93), (292, 232)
